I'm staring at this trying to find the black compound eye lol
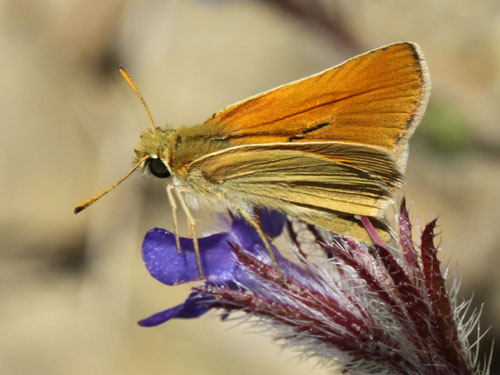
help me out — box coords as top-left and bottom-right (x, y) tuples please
(148, 158), (171, 178)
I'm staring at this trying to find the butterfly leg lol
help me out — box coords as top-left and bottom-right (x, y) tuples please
(174, 189), (203, 279)
(166, 184), (181, 254)
(234, 206), (280, 272)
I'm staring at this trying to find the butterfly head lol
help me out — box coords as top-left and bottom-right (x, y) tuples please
(134, 127), (173, 179)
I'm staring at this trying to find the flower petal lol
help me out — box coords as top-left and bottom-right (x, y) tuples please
(260, 209), (285, 238)
(230, 209), (284, 252)
(142, 228), (237, 284)
(138, 292), (215, 326)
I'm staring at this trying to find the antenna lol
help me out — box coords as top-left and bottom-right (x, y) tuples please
(118, 66), (157, 133)
(74, 155), (149, 214)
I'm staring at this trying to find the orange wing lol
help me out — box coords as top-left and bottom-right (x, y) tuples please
(204, 42), (430, 168)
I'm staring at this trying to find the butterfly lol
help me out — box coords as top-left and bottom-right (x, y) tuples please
(75, 42), (430, 277)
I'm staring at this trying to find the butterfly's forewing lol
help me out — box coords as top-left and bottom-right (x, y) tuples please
(187, 142), (403, 218)
(204, 42), (430, 169)
(186, 42), (430, 241)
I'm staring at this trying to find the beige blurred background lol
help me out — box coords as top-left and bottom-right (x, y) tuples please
(1, 1), (499, 374)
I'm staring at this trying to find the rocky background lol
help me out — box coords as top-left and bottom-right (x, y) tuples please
(1, 1), (499, 374)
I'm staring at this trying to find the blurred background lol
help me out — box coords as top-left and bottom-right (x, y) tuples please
(1, 0), (499, 374)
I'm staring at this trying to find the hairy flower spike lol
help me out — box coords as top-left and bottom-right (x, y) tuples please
(139, 203), (491, 375)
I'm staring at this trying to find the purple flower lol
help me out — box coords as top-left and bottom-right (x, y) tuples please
(139, 209), (289, 326)
(139, 202), (491, 375)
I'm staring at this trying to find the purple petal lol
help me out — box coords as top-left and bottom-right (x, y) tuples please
(230, 217), (265, 251)
(230, 210), (284, 252)
(138, 292), (215, 326)
(260, 209), (285, 238)
(142, 228), (237, 284)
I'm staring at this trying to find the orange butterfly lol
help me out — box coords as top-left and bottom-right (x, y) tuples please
(75, 42), (430, 277)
